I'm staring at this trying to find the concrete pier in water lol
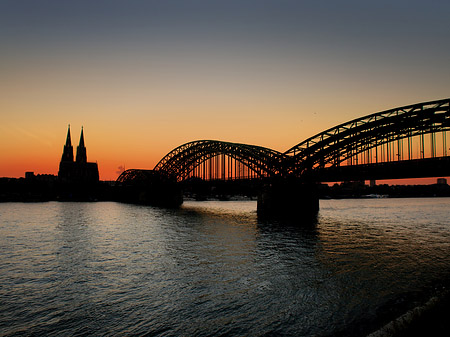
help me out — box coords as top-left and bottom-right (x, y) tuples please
(257, 179), (319, 222)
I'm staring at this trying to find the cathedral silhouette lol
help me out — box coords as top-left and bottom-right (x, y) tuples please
(58, 125), (99, 183)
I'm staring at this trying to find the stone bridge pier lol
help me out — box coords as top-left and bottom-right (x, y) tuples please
(257, 178), (319, 222)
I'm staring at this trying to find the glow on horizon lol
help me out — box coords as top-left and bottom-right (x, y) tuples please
(1, 1), (450, 181)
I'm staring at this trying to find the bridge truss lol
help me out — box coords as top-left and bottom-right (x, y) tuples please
(117, 169), (173, 184)
(285, 98), (450, 178)
(117, 98), (450, 184)
(153, 140), (287, 182)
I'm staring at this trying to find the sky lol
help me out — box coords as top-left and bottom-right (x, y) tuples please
(1, 0), (450, 181)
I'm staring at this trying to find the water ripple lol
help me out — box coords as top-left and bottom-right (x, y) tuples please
(0, 199), (449, 336)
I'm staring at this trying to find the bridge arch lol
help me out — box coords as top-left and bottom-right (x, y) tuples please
(154, 140), (287, 181)
(117, 169), (172, 184)
(285, 98), (450, 176)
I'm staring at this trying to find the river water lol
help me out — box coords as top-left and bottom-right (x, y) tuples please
(0, 198), (449, 336)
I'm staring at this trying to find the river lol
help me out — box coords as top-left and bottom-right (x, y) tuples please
(1, 198), (449, 336)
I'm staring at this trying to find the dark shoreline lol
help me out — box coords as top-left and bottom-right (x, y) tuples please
(366, 288), (450, 337)
(1, 175), (450, 203)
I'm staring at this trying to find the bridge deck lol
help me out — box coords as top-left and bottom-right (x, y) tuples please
(313, 156), (450, 182)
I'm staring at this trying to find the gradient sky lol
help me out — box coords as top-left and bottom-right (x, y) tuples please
(1, 0), (450, 181)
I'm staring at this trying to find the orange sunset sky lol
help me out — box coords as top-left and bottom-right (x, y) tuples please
(1, 1), (450, 182)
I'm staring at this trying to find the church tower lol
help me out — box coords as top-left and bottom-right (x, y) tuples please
(61, 125), (74, 162)
(58, 125), (99, 184)
(76, 127), (87, 163)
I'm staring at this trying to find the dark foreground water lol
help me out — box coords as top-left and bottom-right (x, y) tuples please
(0, 198), (449, 336)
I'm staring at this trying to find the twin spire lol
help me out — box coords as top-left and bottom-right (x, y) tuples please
(61, 125), (87, 163)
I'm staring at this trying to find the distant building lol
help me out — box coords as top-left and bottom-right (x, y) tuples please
(58, 126), (99, 183)
(437, 178), (447, 185)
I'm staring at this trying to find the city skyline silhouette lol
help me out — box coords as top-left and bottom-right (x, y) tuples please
(1, 1), (450, 182)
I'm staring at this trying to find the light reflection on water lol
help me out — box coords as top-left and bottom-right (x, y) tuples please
(0, 198), (449, 336)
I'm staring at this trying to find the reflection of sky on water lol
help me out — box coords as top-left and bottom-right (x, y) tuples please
(0, 199), (449, 336)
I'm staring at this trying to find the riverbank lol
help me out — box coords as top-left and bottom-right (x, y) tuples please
(368, 288), (450, 337)
(2, 175), (449, 203)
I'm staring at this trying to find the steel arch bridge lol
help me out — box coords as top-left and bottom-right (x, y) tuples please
(154, 140), (287, 181)
(117, 98), (450, 183)
(116, 169), (174, 185)
(285, 98), (450, 177)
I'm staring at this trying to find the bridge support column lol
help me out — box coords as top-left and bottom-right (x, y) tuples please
(257, 179), (319, 223)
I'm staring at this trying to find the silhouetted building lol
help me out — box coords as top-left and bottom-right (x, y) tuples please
(58, 126), (99, 183)
(437, 178), (447, 185)
(25, 172), (35, 180)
